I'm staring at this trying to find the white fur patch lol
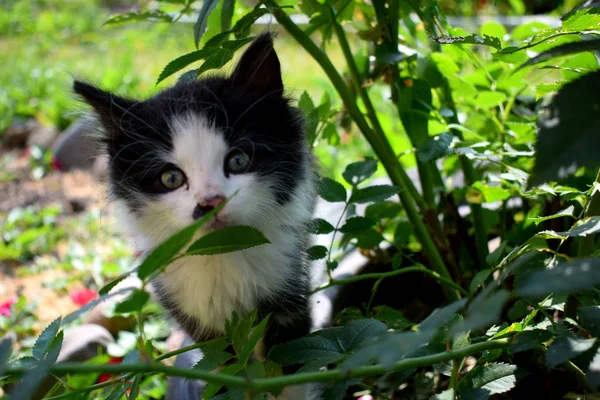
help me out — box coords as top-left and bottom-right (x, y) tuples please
(116, 113), (316, 337)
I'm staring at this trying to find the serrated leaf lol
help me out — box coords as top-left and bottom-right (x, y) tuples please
(318, 178), (347, 202)
(511, 330), (554, 353)
(32, 317), (61, 360)
(417, 133), (455, 162)
(231, 6), (271, 38)
(433, 34), (502, 49)
(194, 0), (220, 48)
(342, 158), (378, 186)
(350, 185), (402, 204)
(99, 272), (131, 296)
(185, 225), (270, 256)
(579, 306), (600, 337)
(518, 38), (600, 71)
(354, 229), (385, 249)
(451, 290), (511, 335)
(308, 245), (328, 260)
(202, 363), (244, 399)
(138, 200), (226, 279)
(104, 11), (172, 26)
(0, 338), (12, 378)
(458, 362), (517, 399)
(269, 336), (344, 366)
(517, 257), (600, 297)
(114, 289), (149, 314)
(339, 216), (376, 235)
(309, 218), (335, 235)
(528, 205), (575, 224)
(337, 319), (388, 352)
(546, 334), (596, 368)
(194, 350), (233, 372)
(528, 70), (600, 188)
(157, 47), (217, 84)
(238, 315), (270, 365)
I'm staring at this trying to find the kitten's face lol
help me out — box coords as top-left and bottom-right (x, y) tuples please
(74, 34), (311, 246)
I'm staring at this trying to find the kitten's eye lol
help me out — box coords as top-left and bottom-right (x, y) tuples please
(225, 151), (250, 174)
(160, 169), (186, 190)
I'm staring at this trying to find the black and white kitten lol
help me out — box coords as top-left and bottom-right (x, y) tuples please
(74, 33), (317, 398)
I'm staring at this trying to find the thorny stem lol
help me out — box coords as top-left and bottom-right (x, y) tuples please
(7, 340), (511, 392)
(261, 0), (459, 300)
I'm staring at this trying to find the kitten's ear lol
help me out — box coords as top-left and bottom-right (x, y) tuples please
(73, 80), (135, 135)
(230, 33), (283, 96)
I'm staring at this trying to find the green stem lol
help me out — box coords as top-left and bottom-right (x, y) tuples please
(262, 0), (458, 300)
(7, 340), (511, 392)
(578, 168), (600, 257)
(314, 265), (468, 297)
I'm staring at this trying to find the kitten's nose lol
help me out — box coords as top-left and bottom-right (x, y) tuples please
(192, 195), (225, 220)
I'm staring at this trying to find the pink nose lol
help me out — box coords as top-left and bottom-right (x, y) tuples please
(200, 195), (225, 208)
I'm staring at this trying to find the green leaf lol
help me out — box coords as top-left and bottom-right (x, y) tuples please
(269, 336), (344, 366)
(308, 245), (328, 260)
(458, 362), (518, 399)
(433, 33), (502, 49)
(355, 229), (385, 249)
(197, 38), (255, 76)
(528, 70), (600, 188)
(394, 222), (414, 247)
(114, 290), (150, 314)
(221, 0), (236, 31)
(186, 225), (270, 256)
(511, 330), (553, 353)
(528, 205), (575, 225)
(475, 91), (507, 108)
(231, 5), (271, 38)
(468, 182), (510, 203)
(202, 363), (244, 399)
(0, 338), (13, 378)
(337, 319), (388, 352)
(339, 216), (376, 235)
(419, 299), (468, 332)
(518, 38), (600, 71)
(350, 185), (402, 204)
(298, 92), (318, 144)
(342, 158), (378, 186)
(99, 272), (131, 296)
(32, 317), (61, 360)
(318, 178), (347, 203)
(517, 257), (600, 297)
(546, 334), (596, 368)
(157, 47), (217, 84)
(138, 199), (226, 279)
(104, 11), (172, 26)
(238, 315), (270, 365)
(194, 0), (220, 48)
(578, 306), (600, 336)
(370, 306), (412, 330)
(309, 218), (335, 235)
(469, 269), (492, 295)
(194, 350), (233, 372)
(365, 201), (403, 221)
(451, 290), (511, 335)
(417, 133), (455, 162)
(396, 79), (432, 147)
(63, 287), (134, 324)
(480, 21), (506, 41)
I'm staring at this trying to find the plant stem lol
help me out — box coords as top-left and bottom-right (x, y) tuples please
(6, 340), (511, 392)
(314, 265), (468, 297)
(262, 0), (459, 300)
(578, 168), (600, 256)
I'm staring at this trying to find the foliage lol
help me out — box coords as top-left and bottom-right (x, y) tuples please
(2, 0), (600, 399)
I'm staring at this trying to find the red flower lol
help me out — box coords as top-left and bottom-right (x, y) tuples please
(0, 297), (17, 317)
(96, 357), (123, 384)
(69, 288), (98, 306)
(51, 155), (64, 171)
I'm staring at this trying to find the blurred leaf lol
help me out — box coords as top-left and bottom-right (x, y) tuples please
(579, 306), (600, 336)
(511, 330), (553, 353)
(239, 315), (270, 365)
(529, 205), (575, 225)
(138, 200), (226, 279)
(0, 338), (12, 378)
(63, 287), (134, 324)
(355, 229), (385, 249)
(269, 336), (344, 366)
(308, 245), (328, 260)
(431, 389), (455, 400)
(342, 158), (378, 186)
(32, 317), (61, 360)
(365, 201), (403, 221)
(433, 34), (501, 49)
(517, 257), (600, 297)
(221, 0), (236, 31)
(396, 79), (432, 147)
(546, 334), (596, 368)
(338, 319), (388, 352)
(114, 289), (149, 314)
(469, 269), (491, 295)
(194, 338), (232, 371)
(419, 299), (468, 332)
(417, 133), (455, 162)
(394, 222), (414, 247)
(370, 306), (412, 330)
(99, 273), (131, 296)
(194, 0), (220, 48)
(458, 362), (518, 400)
(186, 226), (270, 256)
(318, 178), (347, 202)
(468, 182), (510, 203)
(350, 185), (402, 204)
(518, 38), (600, 71)
(299, 92), (318, 144)
(203, 363), (244, 399)
(451, 290), (511, 335)
(104, 11), (172, 26)
(475, 91), (507, 108)
(309, 218), (335, 235)
(480, 21), (506, 40)
(339, 216), (376, 235)
(528, 70), (600, 188)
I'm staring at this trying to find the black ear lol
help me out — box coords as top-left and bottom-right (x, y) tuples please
(230, 33), (284, 96)
(73, 80), (136, 135)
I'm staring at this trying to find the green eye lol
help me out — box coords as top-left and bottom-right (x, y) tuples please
(160, 169), (186, 190)
(226, 151), (250, 174)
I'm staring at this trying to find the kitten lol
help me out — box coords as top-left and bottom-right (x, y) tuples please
(74, 33), (317, 398)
